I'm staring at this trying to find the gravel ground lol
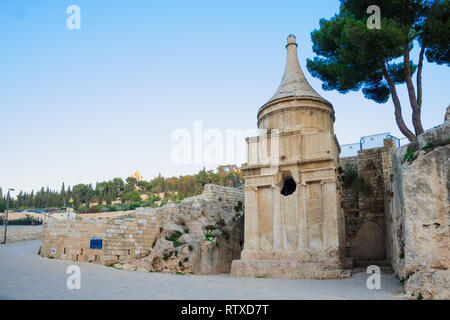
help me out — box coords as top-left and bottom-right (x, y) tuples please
(0, 240), (405, 300)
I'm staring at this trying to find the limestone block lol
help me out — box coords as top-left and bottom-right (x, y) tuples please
(400, 145), (449, 277)
(231, 260), (349, 280)
(417, 121), (450, 149)
(405, 270), (450, 300)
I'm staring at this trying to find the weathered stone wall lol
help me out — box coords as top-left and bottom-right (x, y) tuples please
(41, 216), (160, 265)
(119, 197), (244, 274)
(76, 210), (136, 220)
(340, 140), (396, 267)
(340, 156), (358, 213)
(0, 225), (43, 242)
(40, 184), (244, 275)
(340, 118), (449, 299)
(339, 156), (357, 170)
(385, 121), (449, 299)
(202, 184), (244, 203)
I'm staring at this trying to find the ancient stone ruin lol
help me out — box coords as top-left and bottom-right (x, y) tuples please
(41, 184), (244, 274)
(231, 35), (346, 279)
(39, 36), (449, 299)
(231, 35), (449, 299)
(339, 117), (449, 299)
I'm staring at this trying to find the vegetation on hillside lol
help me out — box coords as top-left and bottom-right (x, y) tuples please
(0, 165), (243, 213)
(0, 214), (42, 225)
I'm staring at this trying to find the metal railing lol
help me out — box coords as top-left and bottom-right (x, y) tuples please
(340, 132), (407, 158)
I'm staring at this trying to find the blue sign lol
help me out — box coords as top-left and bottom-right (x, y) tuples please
(90, 238), (102, 249)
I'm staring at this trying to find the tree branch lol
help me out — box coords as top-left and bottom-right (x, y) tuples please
(404, 42), (424, 135)
(382, 62), (416, 143)
(417, 45), (425, 108)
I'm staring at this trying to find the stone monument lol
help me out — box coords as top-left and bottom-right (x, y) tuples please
(231, 35), (346, 279)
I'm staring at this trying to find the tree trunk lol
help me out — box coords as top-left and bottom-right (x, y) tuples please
(404, 44), (424, 136)
(416, 45), (425, 109)
(382, 63), (417, 143)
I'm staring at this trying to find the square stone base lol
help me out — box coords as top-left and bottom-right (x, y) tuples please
(231, 259), (350, 280)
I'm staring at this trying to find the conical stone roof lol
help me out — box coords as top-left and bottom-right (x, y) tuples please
(261, 35), (331, 110)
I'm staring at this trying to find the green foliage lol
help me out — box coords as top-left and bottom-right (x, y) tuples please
(402, 148), (415, 162)
(166, 231), (183, 247)
(307, 5), (410, 101)
(342, 166), (358, 189)
(205, 232), (215, 242)
(234, 200), (243, 212)
(342, 166), (372, 198)
(86, 205), (101, 213)
(127, 202), (141, 210)
(417, 292), (424, 300)
(0, 201), (6, 213)
(6, 165), (243, 213)
(422, 142), (434, 150)
(394, 274), (405, 287)
(159, 199), (168, 207)
(0, 214), (42, 225)
(123, 190), (141, 203)
(308, 0), (449, 141)
(421, 1), (450, 66)
(38, 246), (41, 255)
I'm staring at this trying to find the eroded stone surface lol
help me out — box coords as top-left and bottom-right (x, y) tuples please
(386, 120), (450, 300)
(405, 270), (450, 300)
(116, 195), (244, 274)
(232, 35), (345, 279)
(41, 184), (245, 275)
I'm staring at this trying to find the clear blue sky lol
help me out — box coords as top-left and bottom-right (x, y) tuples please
(1, 0), (448, 194)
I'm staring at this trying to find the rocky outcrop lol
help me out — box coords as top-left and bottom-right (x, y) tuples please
(405, 270), (450, 300)
(417, 121), (450, 150)
(387, 120), (449, 300)
(401, 145), (449, 278)
(40, 184), (244, 275)
(114, 185), (245, 274)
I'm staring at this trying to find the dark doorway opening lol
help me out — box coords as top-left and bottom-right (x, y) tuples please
(281, 177), (296, 196)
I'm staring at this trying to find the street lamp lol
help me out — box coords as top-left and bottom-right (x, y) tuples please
(2, 188), (15, 244)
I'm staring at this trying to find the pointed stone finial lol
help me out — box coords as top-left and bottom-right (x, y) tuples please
(261, 34), (330, 108)
(286, 34), (297, 47)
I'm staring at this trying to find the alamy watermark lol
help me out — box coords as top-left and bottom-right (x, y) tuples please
(366, 265), (381, 290)
(367, 5), (381, 29)
(66, 265), (81, 289)
(66, 5), (81, 30)
(170, 121), (285, 167)
(171, 121), (257, 166)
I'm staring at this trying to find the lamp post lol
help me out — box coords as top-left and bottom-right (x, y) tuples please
(2, 188), (14, 244)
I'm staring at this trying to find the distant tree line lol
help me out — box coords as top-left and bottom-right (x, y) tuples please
(0, 165), (243, 212)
